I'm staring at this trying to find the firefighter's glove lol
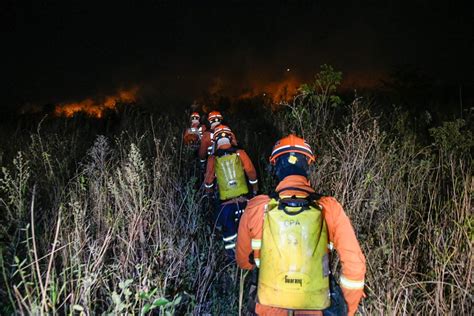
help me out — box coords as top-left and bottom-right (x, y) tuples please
(205, 188), (214, 198)
(252, 183), (259, 196)
(248, 252), (255, 265)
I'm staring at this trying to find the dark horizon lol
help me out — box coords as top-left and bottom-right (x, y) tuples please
(2, 0), (473, 113)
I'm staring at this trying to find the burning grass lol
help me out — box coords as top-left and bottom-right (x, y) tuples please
(54, 87), (139, 118)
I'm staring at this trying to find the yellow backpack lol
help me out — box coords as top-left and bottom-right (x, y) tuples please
(214, 151), (249, 200)
(258, 194), (331, 310)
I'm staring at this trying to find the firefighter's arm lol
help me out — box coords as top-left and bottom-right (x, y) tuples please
(183, 130), (198, 145)
(236, 211), (254, 270)
(320, 196), (366, 316)
(183, 129), (191, 143)
(204, 156), (216, 193)
(231, 133), (238, 146)
(237, 150), (258, 193)
(198, 132), (210, 162)
(236, 195), (269, 270)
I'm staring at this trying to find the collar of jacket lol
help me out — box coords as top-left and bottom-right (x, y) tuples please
(217, 143), (232, 151)
(275, 175), (315, 197)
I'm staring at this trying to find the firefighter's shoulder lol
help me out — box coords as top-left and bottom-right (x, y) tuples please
(246, 195), (271, 213)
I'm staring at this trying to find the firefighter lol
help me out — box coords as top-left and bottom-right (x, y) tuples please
(198, 111), (237, 170)
(183, 112), (206, 148)
(204, 124), (258, 260)
(236, 135), (366, 316)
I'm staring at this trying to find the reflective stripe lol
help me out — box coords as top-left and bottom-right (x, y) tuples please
(223, 234), (237, 242)
(251, 239), (261, 250)
(327, 242), (334, 250)
(207, 146), (213, 155)
(271, 144), (291, 156)
(200, 159), (207, 163)
(294, 144), (314, 155)
(225, 243), (235, 249)
(215, 127), (232, 134)
(249, 179), (258, 184)
(271, 144), (313, 159)
(254, 258), (260, 267)
(340, 275), (365, 289)
(204, 183), (214, 188)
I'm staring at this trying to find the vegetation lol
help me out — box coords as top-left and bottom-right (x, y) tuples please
(0, 66), (472, 315)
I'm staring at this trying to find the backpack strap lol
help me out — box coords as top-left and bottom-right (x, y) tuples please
(278, 198), (311, 216)
(269, 187), (326, 216)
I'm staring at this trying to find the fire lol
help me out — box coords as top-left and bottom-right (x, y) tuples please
(238, 75), (301, 104)
(54, 87), (139, 118)
(199, 75), (302, 112)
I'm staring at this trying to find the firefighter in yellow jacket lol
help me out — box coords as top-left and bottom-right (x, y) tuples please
(236, 135), (366, 315)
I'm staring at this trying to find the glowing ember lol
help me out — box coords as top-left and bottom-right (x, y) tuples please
(54, 87), (139, 118)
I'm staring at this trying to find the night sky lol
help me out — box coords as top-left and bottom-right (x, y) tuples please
(2, 0), (473, 112)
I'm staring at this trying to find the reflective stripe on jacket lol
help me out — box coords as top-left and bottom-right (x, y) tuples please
(236, 175), (366, 316)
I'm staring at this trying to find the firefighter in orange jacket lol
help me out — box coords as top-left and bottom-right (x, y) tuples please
(204, 125), (258, 260)
(183, 112), (206, 147)
(236, 135), (366, 316)
(198, 111), (237, 169)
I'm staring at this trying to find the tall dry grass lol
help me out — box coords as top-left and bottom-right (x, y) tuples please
(0, 81), (472, 315)
(278, 85), (472, 314)
(0, 113), (239, 315)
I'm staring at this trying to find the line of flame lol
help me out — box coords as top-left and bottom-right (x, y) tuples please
(54, 87), (139, 118)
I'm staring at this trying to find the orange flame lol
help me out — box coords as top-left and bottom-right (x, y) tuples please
(238, 76), (301, 104)
(54, 87), (139, 118)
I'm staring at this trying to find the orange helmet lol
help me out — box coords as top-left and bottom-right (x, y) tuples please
(208, 111), (223, 123)
(213, 124), (233, 141)
(190, 112), (200, 120)
(269, 135), (315, 165)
